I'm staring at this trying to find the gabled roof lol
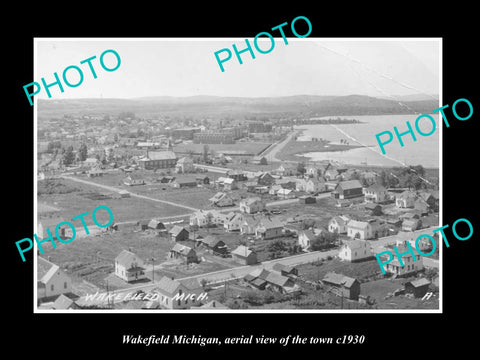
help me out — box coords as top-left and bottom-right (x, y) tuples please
(156, 276), (181, 295)
(341, 240), (369, 250)
(169, 225), (188, 236)
(37, 257), (60, 284)
(53, 294), (77, 309)
(231, 245), (254, 257)
(397, 190), (417, 200)
(115, 250), (144, 268)
(300, 229), (316, 240)
(176, 157), (193, 164)
(143, 151), (177, 161)
(241, 197), (263, 205)
(265, 271), (291, 287)
(407, 278), (431, 287)
(336, 180), (363, 190)
(257, 216), (284, 230)
(347, 220), (370, 230)
(330, 215), (350, 226)
(323, 272), (358, 288)
(272, 263), (296, 274)
(202, 236), (225, 248)
(171, 243), (195, 256)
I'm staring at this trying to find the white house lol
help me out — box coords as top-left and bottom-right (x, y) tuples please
(224, 212), (245, 232)
(295, 178), (308, 192)
(277, 188), (296, 199)
(239, 197), (265, 214)
(305, 178), (326, 193)
(175, 157), (195, 173)
(338, 240), (373, 262)
(155, 276), (204, 309)
(396, 191), (417, 208)
(115, 250), (147, 283)
(363, 184), (387, 203)
(381, 245), (424, 277)
(346, 220), (374, 240)
(298, 230), (316, 250)
(37, 257), (72, 300)
(328, 215), (350, 234)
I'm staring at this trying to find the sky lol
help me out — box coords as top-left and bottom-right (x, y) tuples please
(34, 38), (440, 100)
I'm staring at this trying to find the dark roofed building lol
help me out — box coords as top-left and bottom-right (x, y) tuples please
(404, 278), (431, 298)
(168, 225), (189, 242)
(332, 180), (363, 200)
(322, 272), (360, 300)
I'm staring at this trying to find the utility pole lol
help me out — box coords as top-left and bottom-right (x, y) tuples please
(151, 257), (155, 284)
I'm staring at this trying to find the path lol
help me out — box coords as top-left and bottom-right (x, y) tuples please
(62, 175), (200, 212)
(263, 131), (298, 163)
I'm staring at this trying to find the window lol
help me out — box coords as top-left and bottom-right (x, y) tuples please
(51, 284), (54, 291)
(64, 282), (67, 289)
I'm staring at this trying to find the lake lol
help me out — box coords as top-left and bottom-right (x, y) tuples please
(295, 114), (440, 168)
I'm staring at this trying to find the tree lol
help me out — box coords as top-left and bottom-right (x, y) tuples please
(297, 162), (306, 175)
(78, 143), (88, 162)
(62, 146), (75, 166)
(107, 148), (115, 163)
(202, 144), (209, 163)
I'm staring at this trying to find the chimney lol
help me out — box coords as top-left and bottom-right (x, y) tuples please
(213, 301), (216, 308)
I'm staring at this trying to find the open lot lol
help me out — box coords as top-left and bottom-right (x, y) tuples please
(173, 142), (271, 156)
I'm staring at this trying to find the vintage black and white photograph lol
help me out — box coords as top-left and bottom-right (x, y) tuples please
(33, 38), (442, 312)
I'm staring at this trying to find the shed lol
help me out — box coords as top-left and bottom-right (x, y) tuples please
(404, 278), (431, 298)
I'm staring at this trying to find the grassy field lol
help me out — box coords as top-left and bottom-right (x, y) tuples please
(37, 178), (191, 231)
(276, 138), (363, 162)
(173, 142), (271, 156)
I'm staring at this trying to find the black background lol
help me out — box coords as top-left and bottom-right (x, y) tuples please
(6, 4), (478, 356)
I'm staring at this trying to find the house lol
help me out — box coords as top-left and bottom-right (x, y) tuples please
(363, 184), (387, 203)
(338, 240), (373, 262)
(324, 169), (340, 181)
(244, 268), (270, 290)
(332, 180), (364, 200)
(328, 215), (350, 234)
(83, 157), (101, 168)
(346, 220), (373, 240)
(168, 225), (189, 242)
(276, 178), (297, 190)
(404, 278), (431, 298)
(305, 178), (326, 193)
(148, 219), (166, 231)
(243, 181), (258, 192)
(305, 166), (319, 178)
(418, 190), (439, 212)
(195, 175), (210, 185)
(324, 181), (339, 191)
(52, 294), (80, 310)
(239, 197), (265, 214)
(231, 245), (258, 265)
(402, 218), (421, 231)
(269, 184), (282, 195)
(118, 190), (130, 198)
(272, 263), (299, 277)
(298, 230), (317, 250)
(365, 203), (383, 216)
(87, 168), (104, 177)
(175, 157), (195, 173)
(37, 257), (72, 300)
(155, 276), (203, 309)
(298, 195), (316, 204)
(224, 212), (245, 232)
(217, 177), (237, 190)
(159, 175), (175, 184)
(114, 250), (146, 283)
(381, 245), (424, 277)
(171, 177), (198, 188)
(414, 199), (430, 215)
(322, 272), (361, 300)
(138, 151), (177, 170)
(275, 164), (298, 177)
(240, 216), (260, 235)
(137, 219), (150, 231)
(277, 188), (295, 199)
(295, 178), (308, 192)
(227, 170), (248, 181)
(264, 271), (300, 294)
(257, 172), (275, 186)
(169, 243), (198, 264)
(396, 190), (417, 208)
(252, 155), (268, 165)
(201, 236), (228, 255)
(123, 173), (145, 186)
(209, 192), (234, 207)
(255, 216), (284, 239)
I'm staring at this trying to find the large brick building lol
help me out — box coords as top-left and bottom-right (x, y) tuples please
(138, 151), (177, 170)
